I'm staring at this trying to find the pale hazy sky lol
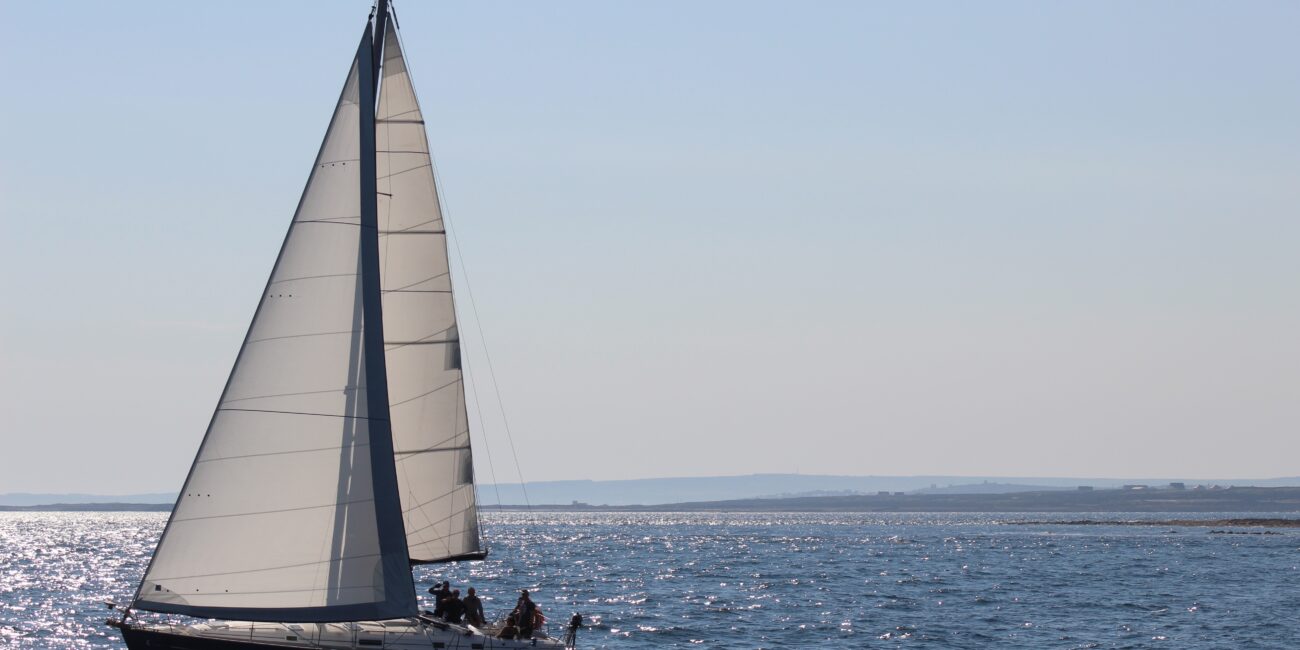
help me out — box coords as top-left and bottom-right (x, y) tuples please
(2, 1), (1298, 494)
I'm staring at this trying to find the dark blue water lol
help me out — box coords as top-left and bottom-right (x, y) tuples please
(1, 512), (1296, 648)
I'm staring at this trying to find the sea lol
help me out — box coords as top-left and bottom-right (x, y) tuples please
(1, 511), (1296, 649)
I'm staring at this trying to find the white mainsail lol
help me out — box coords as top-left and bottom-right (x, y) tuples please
(133, 28), (416, 622)
(376, 25), (484, 564)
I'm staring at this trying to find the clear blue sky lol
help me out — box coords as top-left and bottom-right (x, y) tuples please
(2, 1), (1298, 493)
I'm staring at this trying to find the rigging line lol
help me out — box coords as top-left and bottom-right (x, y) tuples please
(388, 377), (460, 408)
(197, 442), (371, 464)
(154, 583), (387, 597)
(378, 107), (419, 121)
(381, 162), (434, 177)
(394, 444), (470, 456)
(403, 505), (475, 538)
(145, 552), (385, 582)
(316, 157), (361, 166)
(170, 497), (376, 524)
(221, 386), (361, 405)
(390, 428), (462, 454)
(386, 216), (442, 233)
(444, 218), (531, 510)
(382, 327), (457, 351)
(269, 272), (358, 286)
(216, 407), (387, 422)
(386, 270), (451, 292)
(245, 329), (356, 345)
(459, 336), (505, 510)
(391, 429), (463, 453)
(401, 482), (474, 515)
(386, 339), (459, 347)
(295, 219), (362, 226)
(378, 162), (432, 181)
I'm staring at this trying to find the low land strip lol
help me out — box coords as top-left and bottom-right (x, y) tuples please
(491, 486), (1300, 513)
(9, 487), (1300, 514)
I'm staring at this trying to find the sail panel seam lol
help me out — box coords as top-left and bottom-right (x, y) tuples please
(384, 216), (442, 233)
(294, 219), (362, 227)
(379, 108), (419, 120)
(196, 443), (372, 464)
(169, 496), (376, 524)
(316, 157), (361, 166)
(394, 444), (470, 456)
(216, 408), (387, 421)
(145, 552), (383, 582)
(269, 272), (357, 286)
(377, 163), (431, 181)
(221, 387), (361, 405)
(385, 271), (451, 292)
(402, 507), (471, 538)
(145, 584), (384, 597)
(387, 378), (459, 408)
(245, 330), (357, 345)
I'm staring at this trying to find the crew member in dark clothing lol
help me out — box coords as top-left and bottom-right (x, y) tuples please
(464, 587), (486, 627)
(442, 589), (466, 624)
(428, 581), (452, 617)
(513, 589), (536, 639)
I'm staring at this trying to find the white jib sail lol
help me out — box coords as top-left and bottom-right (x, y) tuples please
(134, 31), (416, 622)
(376, 25), (484, 563)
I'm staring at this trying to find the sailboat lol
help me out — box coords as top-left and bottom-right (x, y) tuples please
(107, 3), (579, 648)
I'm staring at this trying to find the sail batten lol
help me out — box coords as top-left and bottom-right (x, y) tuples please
(376, 21), (484, 564)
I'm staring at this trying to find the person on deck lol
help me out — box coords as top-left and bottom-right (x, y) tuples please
(442, 589), (466, 624)
(513, 590), (537, 639)
(428, 581), (451, 617)
(463, 587), (486, 627)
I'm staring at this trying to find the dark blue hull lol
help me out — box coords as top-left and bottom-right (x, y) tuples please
(121, 627), (292, 650)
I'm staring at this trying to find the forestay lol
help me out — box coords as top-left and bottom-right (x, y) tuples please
(376, 25), (485, 564)
(132, 31), (416, 622)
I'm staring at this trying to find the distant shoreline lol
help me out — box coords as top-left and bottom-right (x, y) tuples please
(0, 503), (172, 512)
(1009, 518), (1300, 528)
(482, 486), (1300, 513)
(11, 486), (1300, 514)
(488, 488), (1300, 512)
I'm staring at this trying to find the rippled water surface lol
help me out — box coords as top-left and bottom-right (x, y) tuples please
(2, 511), (1297, 648)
